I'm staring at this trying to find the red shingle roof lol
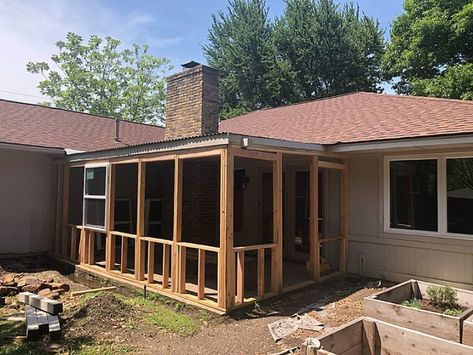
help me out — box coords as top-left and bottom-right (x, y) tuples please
(219, 92), (473, 145)
(0, 99), (164, 151)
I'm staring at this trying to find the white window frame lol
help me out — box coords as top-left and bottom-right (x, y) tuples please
(384, 152), (473, 240)
(83, 163), (109, 232)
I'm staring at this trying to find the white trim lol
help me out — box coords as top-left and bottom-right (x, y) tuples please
(383, 152), (473, 240)
(83, 164), (109, 231)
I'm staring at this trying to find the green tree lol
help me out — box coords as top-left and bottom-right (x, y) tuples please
(275, 0), (385, 101)
(383, 0), (473, 99)
(27, 32), (172, 124)
(204, 0), (295, 119)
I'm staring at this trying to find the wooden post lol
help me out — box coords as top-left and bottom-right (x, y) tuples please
(218, 148), (235, 309)
(198, 249), (206, 300)
(88, 231), (95, 265)
(340, 158), (349, 272)
(79, 228), (86, 263)
(54, 164), (63, 255)
(257, 248), (265, 297)
(162, 244), (170, 289)
(236, 251), (245, 304)
(178, 246), (186, 293)
(48, 163), (59, 253)
(70, 226), (77, 261)
(120, 237), (128, 273)
(83, 230), (90, 265)
(135, 161), (146, 281)
(147, 242), (155, 284)
(61, 164), (70, 257)
(171, 157), (183, 293)
(106, 165), (116, 271)
(271, 153), (283, 293)
(309, 156), (320, 281)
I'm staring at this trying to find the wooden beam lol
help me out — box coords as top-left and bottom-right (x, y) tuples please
(257, 249), (265, 297)
(319, 160), (346, 170)
(271, 152), (283, 293)
(106, 164), (116, 271)
(198, 249), (206, 300)
(236, 251), (245, 304)
(178, 246), (186, 294)
(147, 241), (155, 284)
(171, 157), (183, 293)
(231, 147), (278, 161)
(79, 227), (86, 264)
(162, 244), (170, 289)
(218, 148), (235, 309)
(120, 237), (128, 273)
(309, 156), (320, 281)
(177, 148), (222, 160)
(340, 158), (349, 272)
(135, 161), (146, 281)
(88, 231), (95, 265)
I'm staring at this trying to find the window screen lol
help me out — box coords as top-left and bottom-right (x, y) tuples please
(390, 160), (437, 231)
(447, 158), (473, 234)
(85, 167), (106, 196)
(84, 166), (107, 229)
(85, 199), (106, 227)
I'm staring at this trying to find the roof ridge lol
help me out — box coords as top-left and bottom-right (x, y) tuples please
(359, 91), (473, 106)
(0, 98), (165, 129)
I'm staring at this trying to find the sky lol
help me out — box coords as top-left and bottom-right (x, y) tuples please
(0, 0), (404, 104)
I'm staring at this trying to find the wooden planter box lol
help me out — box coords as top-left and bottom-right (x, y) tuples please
(463, 314), (473, 346)
(310, 317), (473, 355)
(364, 279), (473, 342)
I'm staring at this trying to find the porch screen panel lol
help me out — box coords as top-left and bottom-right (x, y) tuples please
(447, 158), (473, 235)
(389, 160), (437, 231)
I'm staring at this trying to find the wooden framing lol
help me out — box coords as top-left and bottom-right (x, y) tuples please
(135, 161), (146, 281)
(309, 156), (320, 281)
(218, 148), (235, 309)
(59, 143), (348, 313)
(271, 152), (283, 292)
(60, 164), (70, 257)
(340, 158), (348, 272)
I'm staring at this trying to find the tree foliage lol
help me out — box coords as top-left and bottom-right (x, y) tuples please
(27, 32), (172, 124)
(204, 0), (385, 118)
(383, 0), (473, 99)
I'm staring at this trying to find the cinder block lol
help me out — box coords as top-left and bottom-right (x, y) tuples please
(17, 292), (35, 304)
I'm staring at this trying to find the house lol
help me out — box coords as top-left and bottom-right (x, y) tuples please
(2, 62), (473, 313)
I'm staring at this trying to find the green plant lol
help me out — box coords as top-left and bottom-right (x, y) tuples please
(401, 298), (422, 309)
(444, 308), (463, 316)
(426, 285), (458, 308)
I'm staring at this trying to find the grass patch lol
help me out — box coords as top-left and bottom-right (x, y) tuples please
(120, 294), (200, 336)
(69, 342), (134, 355)
(0, 319), (37, 355)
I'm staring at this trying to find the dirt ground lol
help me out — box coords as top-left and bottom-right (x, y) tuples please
(0, 256), (387, 354)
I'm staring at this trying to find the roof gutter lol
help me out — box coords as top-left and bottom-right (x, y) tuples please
(0, 141), (65, 155)
(327, 133), (473, 153)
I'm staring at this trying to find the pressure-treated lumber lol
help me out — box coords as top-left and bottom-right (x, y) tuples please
(70, 225), (78, 261)
(231, 147), (278, 161)
(198, 249), (206, 300)
(106, 164), (116, 271)
(120, 237), (128, 273)
(179, 245), (187, 293)
(162, 244), (171, 289)
(218, 148), (235, 309)
(88, 230), (95, 265)
(271, 152), (283, 293)
(309, 156), (320, 281)
(147, 241), (155, 284)
(171, 157), (183, 293)
(236, 251), (245, 303)
(135, 161), (146, 281)
(257, 249), (265, 297)
(71, 286), (117, 296)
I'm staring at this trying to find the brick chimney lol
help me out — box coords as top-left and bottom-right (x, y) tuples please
(164, 61), (219, 140)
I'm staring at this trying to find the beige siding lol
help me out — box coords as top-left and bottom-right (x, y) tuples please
(0, 149), (54, 254)
(348, 154), (473, 289)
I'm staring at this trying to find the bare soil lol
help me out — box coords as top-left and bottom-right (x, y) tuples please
(0, 256), (387, 354)
(416, 298), (466, 315)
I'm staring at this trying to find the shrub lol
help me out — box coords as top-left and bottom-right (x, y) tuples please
(426, 285), (458, 308)
(401, 298), (422, 309)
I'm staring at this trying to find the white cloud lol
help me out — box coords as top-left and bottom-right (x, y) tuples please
(0, 0), (162, 103)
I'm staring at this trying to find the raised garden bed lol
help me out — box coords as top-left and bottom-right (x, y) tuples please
(311, 317), (473, 355)
(463, 314), (473, 346)
(364, 279), (473, 342)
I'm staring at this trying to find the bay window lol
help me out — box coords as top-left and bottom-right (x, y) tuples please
(386, 154), (473, 237)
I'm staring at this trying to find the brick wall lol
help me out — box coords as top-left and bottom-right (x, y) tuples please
(165, 64), (219, 140)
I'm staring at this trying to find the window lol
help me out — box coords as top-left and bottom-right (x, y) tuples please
(83, 166), (107, 229)
(386, 154), (473, 238)
(389, 160), (438, 232)
(447, 158), (473, 235)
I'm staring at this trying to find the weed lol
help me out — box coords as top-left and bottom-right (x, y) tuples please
(401, 298), (422, 309)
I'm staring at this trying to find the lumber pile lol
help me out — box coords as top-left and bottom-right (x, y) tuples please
(17, 291), (63, 340)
